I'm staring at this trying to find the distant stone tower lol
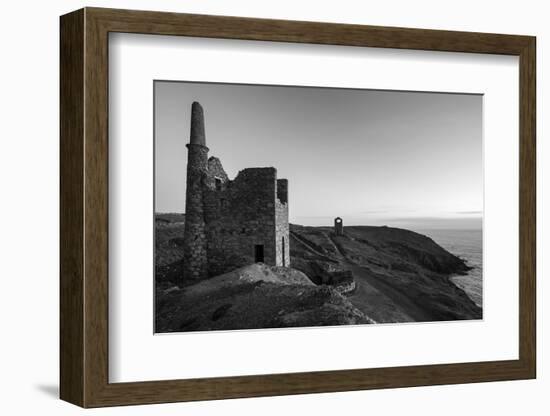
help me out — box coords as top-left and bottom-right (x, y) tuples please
(334, 217), (344, 236)
(182, 102), (209, 280)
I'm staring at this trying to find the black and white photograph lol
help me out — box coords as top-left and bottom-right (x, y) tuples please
(154, 81), (483, 333)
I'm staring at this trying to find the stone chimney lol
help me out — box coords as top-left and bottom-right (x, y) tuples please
(182, 102), (209, 281)
(189, 101), (206, 146)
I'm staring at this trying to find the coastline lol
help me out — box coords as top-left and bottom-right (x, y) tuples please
(415, 228), (483, 308)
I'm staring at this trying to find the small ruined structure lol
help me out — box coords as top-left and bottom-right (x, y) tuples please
(310, 262), (356, 295)
(183, 102), (290, 280)
(334, 217), (344, 236)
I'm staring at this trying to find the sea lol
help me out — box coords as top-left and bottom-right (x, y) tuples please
(415, 229), (483, 308)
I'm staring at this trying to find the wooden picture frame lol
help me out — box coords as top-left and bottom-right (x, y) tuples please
(60, 7), (536, 408)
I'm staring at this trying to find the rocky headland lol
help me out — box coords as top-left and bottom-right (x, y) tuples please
(289, 224), (481, 323)
(155, 214), (481, 332)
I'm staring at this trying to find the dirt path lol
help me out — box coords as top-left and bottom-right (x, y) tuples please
(327, 233), (432, 322)
(289, 231), (337, 262)
(345, 266), (413, 323)
(348, 264), (432, 322)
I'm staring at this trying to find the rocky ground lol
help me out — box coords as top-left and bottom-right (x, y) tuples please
(156, 263), (373, 332)
(155, 214), (481, 332)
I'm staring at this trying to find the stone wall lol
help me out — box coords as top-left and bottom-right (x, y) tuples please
(334, 279), (356, 295)
(276, 178), (288, 204)
(204, 167), (284, 276)
(275, 179), (290, 267)
(207, 156), (229, 184)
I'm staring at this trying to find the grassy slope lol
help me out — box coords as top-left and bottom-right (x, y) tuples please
(290, 224), (481, 322)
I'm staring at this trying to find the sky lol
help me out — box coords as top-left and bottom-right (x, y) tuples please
(155, 81), (482, 230)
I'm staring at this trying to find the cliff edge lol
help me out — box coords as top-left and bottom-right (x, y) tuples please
(290, 224), (481, 323)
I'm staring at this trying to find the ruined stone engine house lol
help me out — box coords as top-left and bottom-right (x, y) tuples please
(182, 102), (290, 280)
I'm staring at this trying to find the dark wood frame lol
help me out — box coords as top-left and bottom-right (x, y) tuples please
(60, 7), (536, 408)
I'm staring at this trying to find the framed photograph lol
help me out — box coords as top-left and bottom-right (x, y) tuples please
(60, 7), (536, 407)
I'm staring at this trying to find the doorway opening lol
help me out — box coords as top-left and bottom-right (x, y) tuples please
(254, 245), (264, 263)
(282, 237), (286, 266)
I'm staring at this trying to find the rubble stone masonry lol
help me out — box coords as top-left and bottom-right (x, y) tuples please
(182, 102), (289, 281)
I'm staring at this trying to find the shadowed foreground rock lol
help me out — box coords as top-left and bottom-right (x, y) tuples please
(155, 263), (373, 332)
